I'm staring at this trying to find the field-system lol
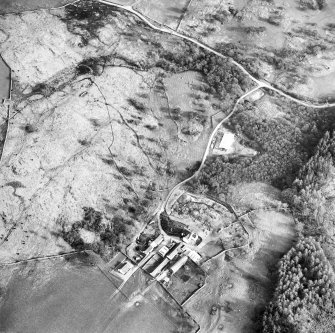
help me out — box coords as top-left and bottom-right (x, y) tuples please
(0, 0), (335, 332)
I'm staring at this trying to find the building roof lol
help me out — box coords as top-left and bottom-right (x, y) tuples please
(188, 250), (202, 264)
(150, 258), (169, 277)
(166, 244), (181, 260)
(143, 245), (153, 255)
(218, 132), (234, 150)
(170, 256), (188, 274)
(150, 234), (164, 248)
(118, 260), (134, 275)
(158, 246), (169, 257)
(182, 232), (199, 245)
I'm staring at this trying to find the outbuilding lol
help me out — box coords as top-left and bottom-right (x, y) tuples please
(117, 260), (134, 275)
(158, 246), (169, 257)
(188, 250), (202, 264)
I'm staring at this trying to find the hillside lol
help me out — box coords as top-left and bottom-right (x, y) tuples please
(0, 0), (253, 262)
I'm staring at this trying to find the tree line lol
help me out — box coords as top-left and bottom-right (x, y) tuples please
(188, 102), (335, 196)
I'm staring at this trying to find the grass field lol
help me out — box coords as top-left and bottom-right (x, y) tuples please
(0, 252), (198, 333)
(0, 0), (74, 13)
(0, 253), (126, 333)
(161, 71), (222, 173)
(167, 258), (206, 304)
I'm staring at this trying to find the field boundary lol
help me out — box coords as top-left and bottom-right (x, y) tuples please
(0, 250), (91, 266)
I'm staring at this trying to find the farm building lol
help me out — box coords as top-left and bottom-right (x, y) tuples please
(143, 234), (164, 255)
(167, 243), (181, 260)
(218, 132), (234, 151)
(150, 258), (169, 277)
(170, 256), (188, 274)
(150, 234), (164, 248)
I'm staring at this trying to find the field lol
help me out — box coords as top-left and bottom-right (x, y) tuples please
(109, 297), (178, 333)
(0, 0), (74, 14)
(150, 70), (224, 176)
(0, 252), (198, 333)
(0, 253), (125, 333)
(167, 258), (206, 304)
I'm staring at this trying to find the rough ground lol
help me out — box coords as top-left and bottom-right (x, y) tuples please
(0, 3), (242, 262)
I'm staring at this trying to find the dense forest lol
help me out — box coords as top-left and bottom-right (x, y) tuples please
(262, 238), (335, 333)
(289, 129), (335, 267)
(293, 130), (335, 233)
(262, 131), (335, 332)
(189, 100), (335, 195)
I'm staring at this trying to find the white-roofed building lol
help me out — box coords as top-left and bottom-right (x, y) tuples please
(218, 132), (235, 152)
(117, 260), (134, 275)
(150, 234), (164, 248)
(158, 246), (169, 257)
(188, 250), (202, 264)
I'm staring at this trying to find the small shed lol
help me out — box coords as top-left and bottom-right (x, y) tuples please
(117, 260), (134, 275)
(188, 251), (202, 264)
